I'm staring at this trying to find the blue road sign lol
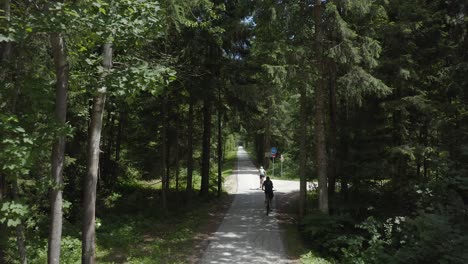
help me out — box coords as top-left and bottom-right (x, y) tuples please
(271, 147), (277, 154)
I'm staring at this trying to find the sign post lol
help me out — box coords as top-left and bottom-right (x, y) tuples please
(271, 147), (277, 177)
(280, 155), (284, 177)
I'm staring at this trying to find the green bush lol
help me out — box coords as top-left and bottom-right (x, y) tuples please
(300, 251), (333, 264)
(393, 213), (468, 263)
(300, 212), (355, 257)
(60, 236), (82, 263)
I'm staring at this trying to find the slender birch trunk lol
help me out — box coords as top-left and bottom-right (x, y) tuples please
(185, 95), (194, 198)
(175, 113), (180, 192)
(82, 43), (112, 264)
(9, 45), (27, 264)
(48, 32), (69, 264)
(217, 85), (222, 198)
(328, 62), (338, 202)
(160, 94), (168, 212)
(299, 84), (308, 217)
(0, 171), (5, 263)
(0, 0), (12, 261)
(11, 181), (26, 264)
(200, 95), (212, 197)
(115, 111), (125, 163)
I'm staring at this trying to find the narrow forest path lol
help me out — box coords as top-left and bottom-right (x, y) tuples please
(200, 147), (299, 263)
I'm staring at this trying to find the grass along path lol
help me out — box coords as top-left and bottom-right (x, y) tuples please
(95, 149), (238, 263)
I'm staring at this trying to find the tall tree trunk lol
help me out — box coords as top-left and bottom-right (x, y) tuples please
(340, 102), (349, 198)
(0, 172), (6, 263)
(15, 225), (26, 264)
(422, 119), (429, 184)
(82, 43), (111, 264)
(1, 0), (11, 64)
(161, 95), (168, 212)
(263, 98), (272, 169)
(217, 86), (222, 198)
(314, 0), (329, 215)
(7, 42), (27, 264)
(328, 62), (337, 202)
(186, 95), (194, 196)
(299, 84), (308, 218)
(165, 140), (170, 191)
(104, 111), (115, 186)
(48, 32), (69, 264)
(200, 95), (212, 197)
(115, 111), (125, 163)
(12, 181), (26, 264)
(175, 114), (180, 192)
(0, 1), (11, 260)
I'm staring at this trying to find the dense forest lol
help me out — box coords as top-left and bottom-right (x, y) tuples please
(1, 0), (467, 263)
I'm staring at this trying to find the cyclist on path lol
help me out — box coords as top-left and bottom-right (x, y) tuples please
(262, 176), (274, 207)
(259, 166), (266, 189)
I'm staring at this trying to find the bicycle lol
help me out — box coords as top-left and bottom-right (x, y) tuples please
(265, 191), (273, 215)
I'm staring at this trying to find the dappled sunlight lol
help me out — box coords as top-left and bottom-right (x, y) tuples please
(232, 168), (259, 175)
(201, 148), (298, 263)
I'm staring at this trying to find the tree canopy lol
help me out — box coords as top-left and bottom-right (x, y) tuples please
(1, 0), (467, 263)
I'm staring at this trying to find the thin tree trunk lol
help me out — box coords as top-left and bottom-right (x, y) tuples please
(161, 95), (168, 212)
(115, 111), (125, 163)
(7, 41), (27, 264)
(186, 95), (194, 196)
(314, 0), (329, 215)
(263, 98), (272, 169)
(48, 32), (69, 264)
(12, 181), (26, 264)
(165, 141), (170, 191)
(82, 43), (111, 264)
(175, 114), (180, 192)
(0, 174), (5, 200)
(422, 120), (429, 184)
(0, 2), (11, 259)
(217, 86), (222, 198)
(299, 84), (308, 218)
(328, 62), (337, 202)
(0, 172), (6, 263)
(1, 0), (12, 64)
(340, 103), (349, 198)
(200, 95), (212, 197)
(104, 111), (115, 185)
(15, 225), (26, 264)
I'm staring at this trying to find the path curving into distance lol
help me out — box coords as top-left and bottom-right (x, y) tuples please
(200, 147), (299, 264)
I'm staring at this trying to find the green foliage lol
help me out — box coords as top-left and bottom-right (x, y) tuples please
(301, 212), (355, 255)
(2, 0), (468, 263)
(0, 201), (28, 227)
(93, 180), (232, 263)
(0, 115), (34, 177)
(59, 237), (82, 264)
(300, 251), (333, 264)
(339, 66), (392, 106)
(109, 60), (177, 100)
(33, 236), (81, 264)
(393, 213), (468, 263)
(103, 192), (122, 208)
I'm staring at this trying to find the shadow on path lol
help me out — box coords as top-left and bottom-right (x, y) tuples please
(200, 147), (299, 264)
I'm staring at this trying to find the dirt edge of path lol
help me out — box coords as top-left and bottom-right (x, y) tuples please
(276, 190), (305, 263)
(186, 165), (238, 263)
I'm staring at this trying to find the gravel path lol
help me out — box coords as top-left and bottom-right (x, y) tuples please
(200, 147), (299, 264)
